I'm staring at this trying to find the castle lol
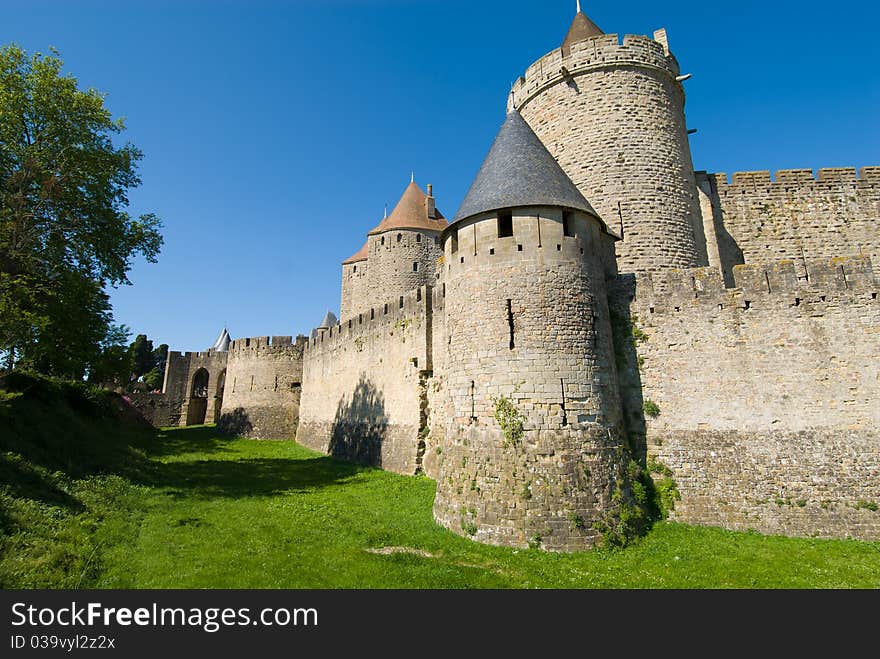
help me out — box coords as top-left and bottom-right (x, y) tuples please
(134, 7), (880, 550)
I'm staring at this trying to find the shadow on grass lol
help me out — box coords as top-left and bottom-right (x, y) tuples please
(146, 455), (367, 499)
(149, 425), (237, 459)
(143, 426), (369, 498)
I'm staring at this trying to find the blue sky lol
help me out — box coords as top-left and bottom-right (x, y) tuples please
(4, 1), (879, 350)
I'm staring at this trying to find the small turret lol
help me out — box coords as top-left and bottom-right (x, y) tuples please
(433, 110), (626, 551)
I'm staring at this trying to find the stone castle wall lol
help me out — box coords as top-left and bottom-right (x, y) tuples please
(513, 33), (703, 273)
(296, 285), (434, 475)
(432, 207), (629, 550)
(162, 349), (228, 427)
(340, 260), (369, 323)
(698, 167), (880, 286)
(218, 335), (307, 439)
(611, 256), (880, 540)
(346, 229), (443, 320)
(179, 350), (228, 426)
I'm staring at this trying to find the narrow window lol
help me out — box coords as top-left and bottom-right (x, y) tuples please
(399, 296), (404, 308)
(562, 210), (574, 237)
(274, 375), (278, 391)
(413, 262), (419, 272)
(397, 233), (402, 243)
(498, 210), (513, 238)
(489, 248), (495, 255)
(450, 231), (459, 253)
(517, 244), (523, 252)
(506, 299), (515, 350)
(359, 313), (363, 324)
(416, 234), (422, 243)
(381, 236), (385, 245)
(250, 375), (254, 391)
(353, 265), (357, 273)
(416, 288), (422, 302)
(384, 303), (388, 314)
(370, 308), (374, 320)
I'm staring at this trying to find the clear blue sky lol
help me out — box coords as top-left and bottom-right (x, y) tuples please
(5, 1), (879, 351)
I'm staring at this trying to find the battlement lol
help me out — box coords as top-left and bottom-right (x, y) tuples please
(167, 348), (226, 360)
(510, 32), (680, 111)
(709, 167), (880, 188)
(307, 284), (431, 354)
(442, 207), (616, 280)
(228, 335), (307, 354)
(627, 256), (877, 313)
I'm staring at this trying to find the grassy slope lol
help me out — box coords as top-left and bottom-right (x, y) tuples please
(2, 378), (879, 588)
(102, 429), (880, 589)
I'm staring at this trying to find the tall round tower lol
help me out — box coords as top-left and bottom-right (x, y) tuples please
(509, 8), (704, 273)
(433, 111), (629, 551)
(357, 180), (447, 316)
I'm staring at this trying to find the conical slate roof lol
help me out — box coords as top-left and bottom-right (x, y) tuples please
(452, 110), (598, 223)
(318, 311), (338, 329)
(342, 241), (368, 265)
(368, 181), (447, 235)
(562, 10), (604, 54)
(210, 327), (231, 352)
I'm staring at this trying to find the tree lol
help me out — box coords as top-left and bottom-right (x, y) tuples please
(0, 44), (162, 375)
(128, 333), (154, 382)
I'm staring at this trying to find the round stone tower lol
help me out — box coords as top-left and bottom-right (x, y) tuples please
(509, 8), (704, 273)
(433, 111), (629, 551)
(348, 180), (447, 318)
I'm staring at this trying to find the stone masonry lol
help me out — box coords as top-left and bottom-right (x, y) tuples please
(158, 8), (880, 548)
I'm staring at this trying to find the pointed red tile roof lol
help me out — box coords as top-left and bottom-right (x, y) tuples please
(367, 181), (447, 235)
(342, 240), (368, 265)
(562, 11), (604, 54)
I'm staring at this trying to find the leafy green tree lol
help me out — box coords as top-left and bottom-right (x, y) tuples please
(128, 333), (154, 382)
(86, 324), (131, 388)
(0, 44), (162, 375)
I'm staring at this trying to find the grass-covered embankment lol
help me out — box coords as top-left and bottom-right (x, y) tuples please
(2, 373), (879, 588)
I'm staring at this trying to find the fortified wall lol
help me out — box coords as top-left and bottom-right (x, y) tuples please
(296, 285), (435, 475)
(218, 335), (307, 439)
(161, 349), (228, 427)
(698, 168), (880, 285)
(611, 256), (880, 540)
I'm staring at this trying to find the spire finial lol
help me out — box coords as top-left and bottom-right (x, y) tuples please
(384, 204), (388, 219)
(411, 170), (415, 183)
(576, 0), (581, 14)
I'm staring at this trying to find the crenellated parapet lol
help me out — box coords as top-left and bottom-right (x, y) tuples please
(626, 255), (876, 313)
(696, 168), (880, 283)
(218, 334), (307, 440)
(509, 33), (680, 112)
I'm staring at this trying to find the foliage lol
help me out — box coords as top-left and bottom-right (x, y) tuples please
(492, 394), (524, 447)
(0, 44), (162, 375)
(3, 384), (880, 588)
(643, 399), (661, 418)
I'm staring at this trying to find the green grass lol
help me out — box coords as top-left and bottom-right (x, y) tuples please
(2, 376), (879, 588)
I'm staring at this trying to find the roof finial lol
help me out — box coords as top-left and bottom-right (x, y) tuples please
(384, 204), (388, 219)
(576, 0), (582, 14)
(411, 170), (415, 183)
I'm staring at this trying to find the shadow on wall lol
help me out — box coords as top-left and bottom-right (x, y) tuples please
(610, 274), (649, 463)
(217, 407), (254, 438)
(328, 374), (388, 467)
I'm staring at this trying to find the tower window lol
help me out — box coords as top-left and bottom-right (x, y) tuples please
(562, 211), (574, 237)
(498, 211), (513, 238)
(397, 233), (402, 243)
(450, 231), (459, 253)
(381, 236), (385, 245)
(412, 262), (419, 272)
(416, 234), (422, 243)
(353, 265), (357, 273)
